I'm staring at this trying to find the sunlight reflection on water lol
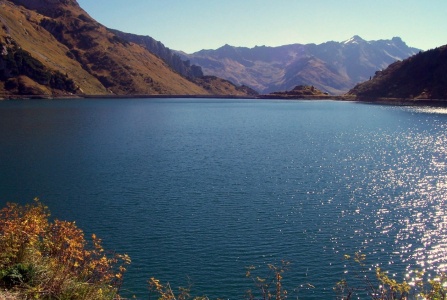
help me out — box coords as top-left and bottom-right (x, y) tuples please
(361, 109), (447, 284)
(323, 104), (447, 291)
(410, 107), (447, 115)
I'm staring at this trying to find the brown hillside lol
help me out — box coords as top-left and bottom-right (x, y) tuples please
(1, 0), (210, 96)
(0, 0), (106, 95)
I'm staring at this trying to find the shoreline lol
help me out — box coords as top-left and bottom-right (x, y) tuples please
(0, 94), (258, 100)
(1, 94), (447, 107)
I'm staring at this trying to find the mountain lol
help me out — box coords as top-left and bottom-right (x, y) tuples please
(347, 45), (447, 100)
(179, 36), (420, 95)
(0, 0), (245, 96)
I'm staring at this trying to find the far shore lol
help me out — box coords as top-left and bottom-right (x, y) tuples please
(1, 94), (447, 107)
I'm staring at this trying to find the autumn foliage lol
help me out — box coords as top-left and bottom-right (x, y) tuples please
(0, 198), (130, 299)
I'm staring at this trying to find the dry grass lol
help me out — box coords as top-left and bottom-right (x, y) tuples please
(0, 290), (19, 300)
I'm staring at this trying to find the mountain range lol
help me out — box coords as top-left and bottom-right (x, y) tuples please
(179, 36), (420, 95)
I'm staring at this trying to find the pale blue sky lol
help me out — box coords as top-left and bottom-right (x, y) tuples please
(77, 0), (447, 53)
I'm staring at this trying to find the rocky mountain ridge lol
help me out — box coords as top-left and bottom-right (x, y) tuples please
(179, 36), (420, 95)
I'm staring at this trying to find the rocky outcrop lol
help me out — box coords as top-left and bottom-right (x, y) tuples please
(0, 44), (77, 95)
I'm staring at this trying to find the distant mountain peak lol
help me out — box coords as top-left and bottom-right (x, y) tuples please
(220, 44), (234, 49)
(391, 36), (407, 46)
(343, 35), (367, 45)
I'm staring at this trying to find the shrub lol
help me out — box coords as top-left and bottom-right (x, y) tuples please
(0, 263), (36, 288)
(0, 199), (130, 299)
(245, 261), (290, 300)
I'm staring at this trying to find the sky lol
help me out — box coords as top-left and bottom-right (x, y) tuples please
(76, 0), (447, 53)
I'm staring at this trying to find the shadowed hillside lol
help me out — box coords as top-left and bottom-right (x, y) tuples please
(348, 45), (447, 100)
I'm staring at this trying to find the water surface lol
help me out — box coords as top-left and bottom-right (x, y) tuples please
(1, 99), (447, 299)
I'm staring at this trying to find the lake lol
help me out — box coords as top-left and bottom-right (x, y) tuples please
(1, 98), (447, 299)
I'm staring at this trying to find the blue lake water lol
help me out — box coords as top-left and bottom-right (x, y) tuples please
(1, 98), (447, 299)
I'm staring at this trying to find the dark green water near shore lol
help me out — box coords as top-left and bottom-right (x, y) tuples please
(1, 98), (447, 299)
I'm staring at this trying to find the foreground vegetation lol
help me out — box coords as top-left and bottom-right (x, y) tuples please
(0, 199), (130, 299)
(1, 200), (447, 299)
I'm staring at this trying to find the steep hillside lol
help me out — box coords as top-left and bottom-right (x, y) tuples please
(110, 29), (204, 80)
(348, 46), (447, 100)
(0, 0), (210, 96)
(180, 36), (420, 95)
